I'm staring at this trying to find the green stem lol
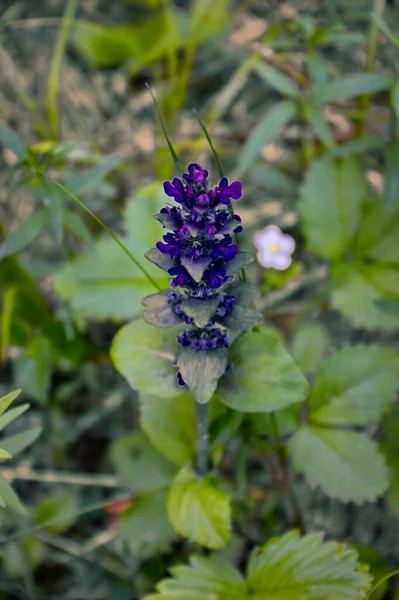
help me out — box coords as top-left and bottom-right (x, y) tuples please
(37, 170), (161, 291)
(195, 402), (209, 477)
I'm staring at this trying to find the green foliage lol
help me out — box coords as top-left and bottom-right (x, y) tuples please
(167, 465), (231, 550)
(145, 530), (370, 599)
(288, 427), (388, 503)
(111, 319), (181, 399)
(55, 184), (168, 323)
(308, 345), (399, 426)
(217, 326), (309, 412)
(0, 389), (41, 512)
(299, 156), (368, 261)
(139, 392), (195, 466)
(239, 101), (297, 171)
(290, 323), (327, 374)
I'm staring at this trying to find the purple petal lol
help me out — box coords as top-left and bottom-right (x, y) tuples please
(226, 181), (243, 200)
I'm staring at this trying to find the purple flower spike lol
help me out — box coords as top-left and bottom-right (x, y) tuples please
(254, 225), (295, 270)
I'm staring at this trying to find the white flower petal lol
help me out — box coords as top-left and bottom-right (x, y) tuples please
(279, 234), (295, 254)
(274, 253), (292, 270)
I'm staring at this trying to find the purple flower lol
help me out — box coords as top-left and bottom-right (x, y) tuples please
(148, 162), (246, 364)
(211, 177), (243, 205)
(254, 225), (295, 270)
(182, 163), (209, 187)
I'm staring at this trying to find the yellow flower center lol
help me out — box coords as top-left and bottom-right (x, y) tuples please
(269, 243), (279, 253)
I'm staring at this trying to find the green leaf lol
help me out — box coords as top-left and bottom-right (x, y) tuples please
(167, 465), (231, 550)
(355, 198), (399, 264)
(0, 125), (28, 160)
(111, 319), (181, 398)
(121, 489), (177, 558)
(14, 337), (52, 403)
(144, 532), (370, 600)
(254, 62), (299, 97)
(331, 263), (399, 330)
(375, 299), (399, 317)
(34, 493), (78, 533)
(384, 139), (399, 207)
(217, 327), (309, 413)
(145, 554), (245, 600)
(303, 103), (335, 147)
(238, 100), (297, 171)
(0, 448), (12, 459)
(139, 392), (195, 466)
(246, 530), (371, 600)
(209, 408), (243, 450)
(142, 291), (183, 328)
(0, 209), (50, 261)
(0, 404), (30, 433)
(313, 73), (392, 104)
(181, 296), (220, 328)
(0, 471), (26, 513)
(288, 426), (389, 503)
(381, 417), (399, 517)
(110, 432), (177, 492)
(0, 428), (41, 457)
(0, 389), (22, 417)
(177, 347), (228, 404)
(55, 184), (168, 323)
(291, 323), (327, 374)
(299, 156), (367, 260)
(308, 345), (399, 426)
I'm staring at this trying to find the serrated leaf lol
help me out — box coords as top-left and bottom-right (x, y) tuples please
(144, 531), (370, 600)
(139, 392), (195, 466)
(312, 72), (392, 104)
(375, 299), (399, 317)
(120, 489), (177, 558)
(254, 62), (299, 97)
(142, 290), (182, 328)
(224, 281), (260, 307)
(167, 465), (231, 550)
(309, 345), (399, 426)
(331, 263), (399, 331)
(246, 530), (371, 600)
(55, 184), (168, 323)
(239, 100), (297, 171)
(145, 248), (175, 272)
(291, 323), (327, 373)
(0, 209), (50, 261)
(381, 416), (399, 517)
(145, 554), (245, 600)
(299, 156), (368, 260)
(111, 319), (181, 398)
(288, 426), (389, 503)
(355, 198), (399, 263)
(0, 389), (22, 417)
(177, 347), (228, 404)
(110, 432), (176, 491)
(217, 327), (309, 413)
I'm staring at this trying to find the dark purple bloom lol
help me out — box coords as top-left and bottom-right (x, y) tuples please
(212, 235), (239, 261)
(163, 177), (186, 203)
(210, 177), (243, 205)
(182, 163), (209, 187)
(168, 265), (193, 288)
(203, 263), (227, 289)
(176, 371), (186, 386)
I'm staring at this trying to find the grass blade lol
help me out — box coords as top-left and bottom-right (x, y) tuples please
(146, 83), (184, 174)
(36, 170), (161, 291)
(193, 109), (224, 178)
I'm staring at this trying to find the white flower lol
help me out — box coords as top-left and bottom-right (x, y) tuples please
(253, 225), (295, 270)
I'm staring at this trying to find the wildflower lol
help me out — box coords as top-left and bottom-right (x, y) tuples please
(144, 162), (263, 399)
(254, 225), (295, 270)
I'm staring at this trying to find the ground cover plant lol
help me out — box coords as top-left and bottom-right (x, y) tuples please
(1, 0), (399, 598)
